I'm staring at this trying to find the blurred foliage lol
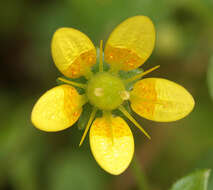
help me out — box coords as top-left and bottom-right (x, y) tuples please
(1, 0), (213, 189)
(46, 151), (106, 190)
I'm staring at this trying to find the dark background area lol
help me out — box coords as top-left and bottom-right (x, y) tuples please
(1, 0), (213, 189)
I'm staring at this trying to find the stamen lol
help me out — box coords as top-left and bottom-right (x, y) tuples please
(103, 111), (114, 144)
(57, 77), (87, 89)
(79, 107), (97, 146)
(99, 40), (104, 72)
(124, 65), (160, 83)
(118, 105), (151, 139)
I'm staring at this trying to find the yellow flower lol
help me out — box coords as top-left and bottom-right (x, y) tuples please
(31, 16), (195, 175)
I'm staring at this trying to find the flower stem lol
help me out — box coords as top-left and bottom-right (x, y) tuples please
(131, 156), (150, 190)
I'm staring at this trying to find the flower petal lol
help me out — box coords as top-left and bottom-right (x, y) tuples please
(130, 78), (195, 122)
(89, 116), (134, 175)
(31, 85), (82, 132)
(51, 28), (96, 78)
(104, 16), (155, 71)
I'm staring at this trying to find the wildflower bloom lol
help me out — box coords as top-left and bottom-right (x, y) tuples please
(31, 16), (195, 175)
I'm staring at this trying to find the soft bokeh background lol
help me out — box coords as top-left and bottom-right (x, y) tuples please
(1, 0), (213, 189)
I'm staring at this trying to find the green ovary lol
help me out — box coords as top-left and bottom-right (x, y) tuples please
(86, 72), (126, 110)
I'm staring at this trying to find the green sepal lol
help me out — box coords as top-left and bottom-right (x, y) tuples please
(170, 169), (211, 190)
(119, 68), (144, 79)
(95, 109), (103, 118)
(119, 68), (144, 91)
(77, 103), (93, 130)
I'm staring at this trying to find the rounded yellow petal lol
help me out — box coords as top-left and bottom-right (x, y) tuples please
(104, 16), (155, 71)
(89, 116), (134, 175)
(51, 28), (96, 78)
(130, 78), (195, 122)
(31, 85), (82, 132)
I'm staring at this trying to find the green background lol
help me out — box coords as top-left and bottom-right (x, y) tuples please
(0, 0), (213, 189)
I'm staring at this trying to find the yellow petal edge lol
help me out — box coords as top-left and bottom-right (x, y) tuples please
(31, 85), (82, 132)
(90, 116), (134, 175)
(130, 78), (195, 122)
(51, 27), (96, 78)
(104, 15), (155, 71)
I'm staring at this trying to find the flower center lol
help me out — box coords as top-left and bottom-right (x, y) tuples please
(86, 72), (127, 110)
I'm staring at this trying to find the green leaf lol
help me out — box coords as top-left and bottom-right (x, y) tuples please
(170, 169), (211, 190)
(193, 150), (213, 190)
(207, 57), (213, 100)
